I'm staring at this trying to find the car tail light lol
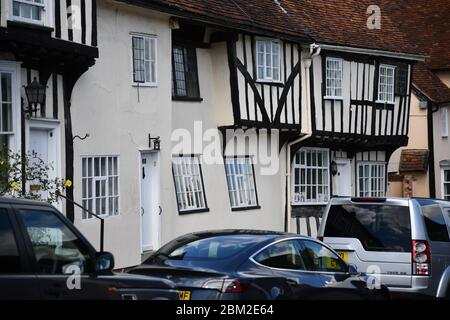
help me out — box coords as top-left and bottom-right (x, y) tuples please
(412, 240), (431, 276)
(202, 279), (247, 293)
(317, 236), (324, 242)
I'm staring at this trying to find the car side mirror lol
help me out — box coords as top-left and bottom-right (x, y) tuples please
(348, 264), (358, 275)
(95, 252), (115, 273)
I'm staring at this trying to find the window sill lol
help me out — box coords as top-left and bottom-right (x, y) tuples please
(324, 96), (343, 101)
(7, 20), (54, 33)
(255, 80), (284, 87)
(132, 83), (158, 88)
(375, 100), (395, 105)
(179, 208), (210, 215)
(172, 96), (203, 102)
(231, 205), (261, 212)
(291, 202), (328, 207)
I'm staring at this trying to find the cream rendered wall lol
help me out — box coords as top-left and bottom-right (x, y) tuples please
(387, 93), (429, 197)
(170, 43), (286, 241)
(433, 71), (450, 199)
(70, 1), (174, 268)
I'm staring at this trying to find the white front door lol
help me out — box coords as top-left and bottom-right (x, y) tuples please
(140, 153), (161, 252)
(29, 128), (53, 199)
(334, 159), (352, 196)
(29, 120), (61, 206)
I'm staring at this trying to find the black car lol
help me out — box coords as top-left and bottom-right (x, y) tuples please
(0, 197), (179, 300)
(129, 230), (391, 300)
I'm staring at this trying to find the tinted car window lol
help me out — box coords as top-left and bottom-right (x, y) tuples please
(300, 240), (347, 273)
(18, 210), (92, 274)
(166, 235), (260, 260)
(420, 205), (450, 242)
(254, 240), (305, 270)
(324, 204), (412, 252)
(0, 209), (21, 273)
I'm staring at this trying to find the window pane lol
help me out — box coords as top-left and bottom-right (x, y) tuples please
(254, 240), (305, 270)
(82, 156), (119, 218)
(18, 210), (91, 274)
(173, 156), (206, 211)
(1, 73), (12, 102)
(300, 240), (346, 272)
(324, 204), (412, 252)
(0, 209), (21, 273)
(420, 204), (450, 242)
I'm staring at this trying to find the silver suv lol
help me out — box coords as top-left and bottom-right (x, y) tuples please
(317, 197), (450, 299)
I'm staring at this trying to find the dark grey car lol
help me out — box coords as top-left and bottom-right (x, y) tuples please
(0, 197), (179, 300)
(129, 230), (390, 300)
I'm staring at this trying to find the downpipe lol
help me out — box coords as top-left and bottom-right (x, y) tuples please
(285, 44), (320, 232)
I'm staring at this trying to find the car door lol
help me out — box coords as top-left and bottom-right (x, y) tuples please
(299, 239), (366, 300)
(0, 205), (40, 299)
(251, 239), (324, 299)
(13, 205), (110, 300)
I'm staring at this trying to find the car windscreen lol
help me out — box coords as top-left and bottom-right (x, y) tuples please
(160, 235), (265, 261)
(324, 204), (412, 252)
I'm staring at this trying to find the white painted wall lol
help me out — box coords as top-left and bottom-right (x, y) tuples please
(70, 1), (173, 268)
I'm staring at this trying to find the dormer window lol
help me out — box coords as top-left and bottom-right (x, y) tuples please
(12, 0), (48, 25)
(256, 39), (281, 82)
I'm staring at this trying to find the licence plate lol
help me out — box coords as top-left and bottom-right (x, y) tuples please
(179, 290), (191, 301)
(337, 251), (349, 263)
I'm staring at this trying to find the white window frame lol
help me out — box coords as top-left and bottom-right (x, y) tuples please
(292, 148), (330, 205)
(130, 33), (158, 87)
(357, 162), (386, 197)
(441, 107), (448, 138)
(224, 157), (259, 209)
(255, 38), (281, 82)
(325, 57), (343, 99)
(0, 61), (21, 153)
(441, 167), (450, 200)
(172, 156), (208, 213)
(81, 156), (120, 220)
(377, 64), (396, 104)
(10, 0), (52, 27)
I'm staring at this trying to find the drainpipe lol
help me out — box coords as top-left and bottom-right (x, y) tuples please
(285, 43), (320, 232)
(427, 101), (441, 198)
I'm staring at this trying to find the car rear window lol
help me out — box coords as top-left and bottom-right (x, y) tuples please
(163, 235), (262, 260)
(324, 204), (412, 252)
(420, 204), (450, 242)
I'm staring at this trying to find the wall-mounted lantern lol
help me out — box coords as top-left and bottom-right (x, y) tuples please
(149, 134), (161, 151)
(24, 77), (46, 114)
(331, 160), (338, 176)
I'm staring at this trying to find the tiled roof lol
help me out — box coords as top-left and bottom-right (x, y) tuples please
(413, 62), (450, 104)
(381, 0), (450, 70)
(121, 0), (421, 55)
(399, 149), (429, 172)
(282, 0), (421, 55)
